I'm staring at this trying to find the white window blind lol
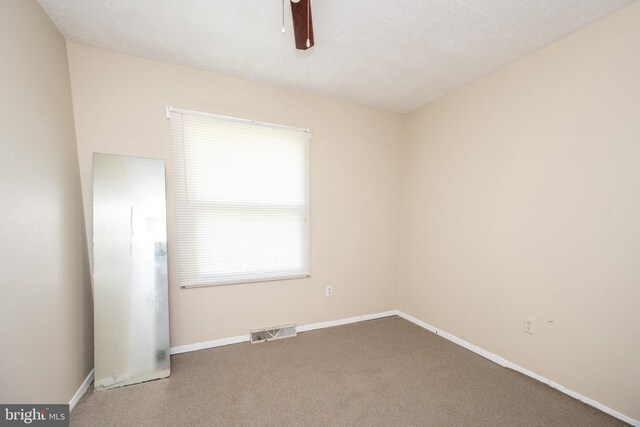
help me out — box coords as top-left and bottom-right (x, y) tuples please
(168, 107), (311, 288)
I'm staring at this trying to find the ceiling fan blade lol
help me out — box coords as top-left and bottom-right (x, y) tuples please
(290, 0), (314, 50)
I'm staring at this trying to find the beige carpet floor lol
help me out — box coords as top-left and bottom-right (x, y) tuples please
(72, 316), (627, 426)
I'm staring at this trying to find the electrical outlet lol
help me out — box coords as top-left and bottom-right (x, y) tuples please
(325, 285), (333, 297)
(524, 316), (535, 335)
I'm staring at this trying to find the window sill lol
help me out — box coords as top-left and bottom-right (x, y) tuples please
(180, 273), (311, 289)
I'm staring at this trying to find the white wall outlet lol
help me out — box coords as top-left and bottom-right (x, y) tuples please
(325, 285), (333, 297)
(524, 316), (535, 335)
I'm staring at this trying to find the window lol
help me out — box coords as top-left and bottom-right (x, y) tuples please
(168, 107), (310, 288)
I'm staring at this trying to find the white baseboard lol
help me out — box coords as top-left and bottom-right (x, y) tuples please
(297, 310), (397, 333)
(169, 310), (396, 355)
(170, 334), (249, 355)
(69, 369), (94, 410)
(395, 310), (639, 427)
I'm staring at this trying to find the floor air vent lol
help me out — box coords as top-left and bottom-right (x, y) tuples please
(250, 324), (297, 343)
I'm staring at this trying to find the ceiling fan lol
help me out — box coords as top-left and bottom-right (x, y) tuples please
(283, 0), (314, 50)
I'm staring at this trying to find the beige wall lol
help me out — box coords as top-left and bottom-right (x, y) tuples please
(66, 43), (403, 347)
(399, 2), (640, 421)
(0, 1), (93, 404)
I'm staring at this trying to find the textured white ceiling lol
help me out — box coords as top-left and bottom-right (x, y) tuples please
(39, 0), (636, 113)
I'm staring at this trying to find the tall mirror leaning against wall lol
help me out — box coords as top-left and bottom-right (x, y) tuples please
(92, 153), (170, 390)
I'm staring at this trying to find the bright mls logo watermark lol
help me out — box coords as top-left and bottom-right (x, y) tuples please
(0, 405), (68, 426)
